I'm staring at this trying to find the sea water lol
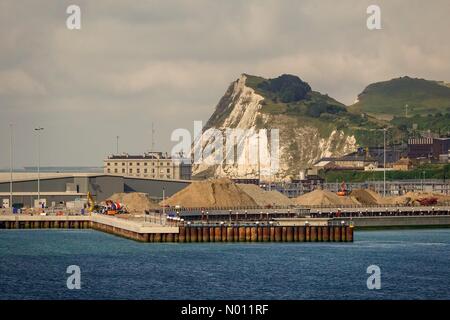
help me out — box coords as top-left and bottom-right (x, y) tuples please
(0, 229), (449, 300)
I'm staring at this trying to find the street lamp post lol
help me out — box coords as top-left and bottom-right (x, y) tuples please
(9, 124), (13, 213)
(35, 127), (44, 208)
(383, 128), (387, 197)
(162, 187), (165, 225)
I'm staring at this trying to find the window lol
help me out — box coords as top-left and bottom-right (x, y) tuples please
(122, 168), (125, 173)
(129, 169), (133, 173)
(107, 168), (110, 173)
(167, 168), (170, 173)
(137, 162), (140, 166)
(144, 169), (147, 173)
(114, 162), (118, 166)
(107, 162), (110, 166)
(114, 168), (118, 173)
(144, 162), (147, 166)
(122, 163), (125, 166)
(152, 169), (155, 173)
(137, 169), (140, 173)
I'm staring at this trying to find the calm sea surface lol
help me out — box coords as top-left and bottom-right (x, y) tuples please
(1, 229), (449, 300)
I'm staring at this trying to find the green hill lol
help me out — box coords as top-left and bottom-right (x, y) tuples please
(244, 74), (391, 145)
(349, 76), (450, 117)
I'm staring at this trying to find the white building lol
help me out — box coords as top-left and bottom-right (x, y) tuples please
(104, 152), (191, 180)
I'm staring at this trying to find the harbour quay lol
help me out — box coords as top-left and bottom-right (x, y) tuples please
(0, 214), (353, 243)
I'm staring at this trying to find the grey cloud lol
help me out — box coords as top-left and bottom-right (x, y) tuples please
(0, 0), (449, 168)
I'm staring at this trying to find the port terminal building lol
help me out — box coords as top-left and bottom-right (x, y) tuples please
(0, 173), (190, 209)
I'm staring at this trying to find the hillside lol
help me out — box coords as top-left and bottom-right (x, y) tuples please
(195, 74), (390, 181)
(349, 76), (450, 118)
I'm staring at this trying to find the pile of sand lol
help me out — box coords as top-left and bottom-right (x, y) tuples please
(350, 189), (393, 205)
(160, 178), (258, 208)
(348, 189), (450, 206)
(108, 192), (160, 212)
(237, 184), (294, 207)
(293, 189), (360, 206)
(393, 191), (450, 206)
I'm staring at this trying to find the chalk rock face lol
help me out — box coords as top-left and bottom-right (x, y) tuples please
(192, 74), (358, 181)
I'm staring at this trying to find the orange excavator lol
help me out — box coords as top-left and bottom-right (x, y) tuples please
(336, 181), (348, 196)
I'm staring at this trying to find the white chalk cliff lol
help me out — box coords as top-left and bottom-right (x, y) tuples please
(192, 74), (357, 181)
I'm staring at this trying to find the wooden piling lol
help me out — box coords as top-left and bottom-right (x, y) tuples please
(214, 227), (221, 242)
(334, 226), (341, 242)
(286, 227), (294, 242)
(322, 226), (329, 241)
(221, 226), (227, 242)
(245, 227), (251, 242)
(227, 227), (234, 242)
(298, 226), (305, 242)
(274, 227), (282, 242)
(346, 226), (354, 242)
(250, 227), (258, 242)
(263, 226), (270, 242)
(257, 226), (263, 242)
(197, 227), (203, 242)
(281, 227), (287, 242)
(190, 227), (197, 242)
(233, 226), (239, 242)
(293, 226), (298, 242)
(341, 226), (346, 242)
(305, 226), (310, 241)
(310, 226), (317, 242)
(270, 226), (275, 241)
(178, 226), (186, 243)
(202, 227), (209, 242)
(185, 227), (191, 242)
(209, 227), (215, 242)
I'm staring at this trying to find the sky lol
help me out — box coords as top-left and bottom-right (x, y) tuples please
(1, 0), (449, 168)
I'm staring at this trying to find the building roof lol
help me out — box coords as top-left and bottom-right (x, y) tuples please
(335, 155), (376, 162)
(0, 173), (117, 184)
(106, 152), (178, 160)
(394, 158), (413, 165)
(313, 160), (332, 167)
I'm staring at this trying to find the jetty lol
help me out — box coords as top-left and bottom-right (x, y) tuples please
(0, 214), (353, 243)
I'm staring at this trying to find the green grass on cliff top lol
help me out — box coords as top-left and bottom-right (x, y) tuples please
(349, 76), (450, 117)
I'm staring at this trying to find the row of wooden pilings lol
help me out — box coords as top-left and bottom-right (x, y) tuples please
(0, 220), (90, 229)
(0, 220), (353, 243)
(164, 225), (353, 243)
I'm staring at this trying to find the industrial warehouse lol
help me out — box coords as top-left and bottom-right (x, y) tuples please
(0, 172), (189, 209)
